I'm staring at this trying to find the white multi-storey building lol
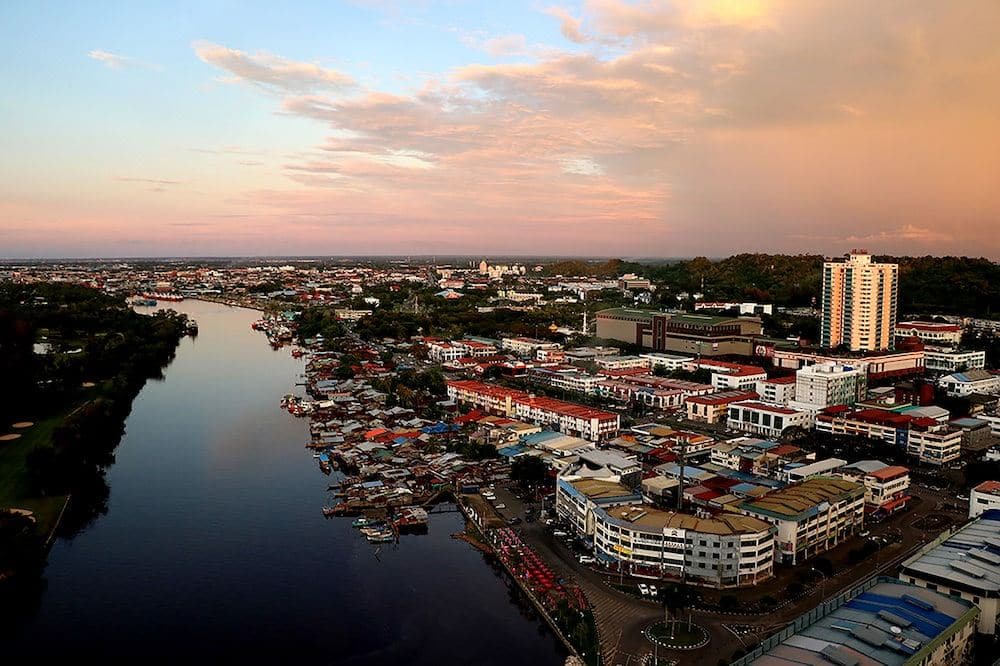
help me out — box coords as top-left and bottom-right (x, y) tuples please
(969, 480), (1000, 519)
(924, 348), (987, 373)
(939, 369), (1000, 397)
(727, 401), (814, 439)
(754, 376), (797, 406)
(895, 321), (963, 347)
(595, 355), (651, 372)
(590, 503), (776, 587)
(500, 337), (562, 356)
(788, 362), (866, 412)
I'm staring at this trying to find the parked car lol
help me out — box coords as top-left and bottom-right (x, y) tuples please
(578, 556), (595, 565)
(859, 530), (870, 538)
(509, 517), (522, 525)
(494, 503), (506, 510)
(637, 583), (650, 596)
(553, 530), (568, 537)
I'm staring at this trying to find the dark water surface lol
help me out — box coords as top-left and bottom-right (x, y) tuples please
(7, 300), (567, 665)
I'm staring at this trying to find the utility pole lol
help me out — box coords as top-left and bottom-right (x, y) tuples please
(676, 437), (687, 511)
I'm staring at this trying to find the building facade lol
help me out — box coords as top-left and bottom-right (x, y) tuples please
(900, 510), (1000, 634)
(590, 503), (776, 587)
(446, 380), (620, 441)
(789, 362), (867, 412)
(895, 321), (963, 347)
(821, 251), (898, 352)
(739, 477), (866, 564)
(727, 401), (814, 439)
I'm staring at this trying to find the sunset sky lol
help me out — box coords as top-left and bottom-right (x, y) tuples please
(2, 1), (999, 258)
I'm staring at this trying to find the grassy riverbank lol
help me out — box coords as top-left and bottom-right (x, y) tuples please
(0, 283), (189, 586)
(0, 413), (66, 533)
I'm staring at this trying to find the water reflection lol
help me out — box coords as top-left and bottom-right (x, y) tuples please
(7, 300), (567, 665)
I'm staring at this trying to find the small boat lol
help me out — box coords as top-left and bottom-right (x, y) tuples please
(352, 517), (373, 528)
(143, 292), (183, 302)
(366, 530), (395, 543)
(322, 506), (337, 517)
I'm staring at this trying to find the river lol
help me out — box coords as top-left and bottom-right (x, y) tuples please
(7, 300), (568, 664)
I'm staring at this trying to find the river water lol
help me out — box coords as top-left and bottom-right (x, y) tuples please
(7, 300), (567, 664)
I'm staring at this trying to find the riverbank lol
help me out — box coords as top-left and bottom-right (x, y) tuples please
(261, 318), (593, 663)
(7, 299), (569, 665)
(0, 284), (190, 589)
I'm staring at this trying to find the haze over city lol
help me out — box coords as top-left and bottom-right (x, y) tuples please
(3, 1), (999, 258)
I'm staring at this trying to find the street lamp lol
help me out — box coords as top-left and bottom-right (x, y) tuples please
(811, 567), (828, 602)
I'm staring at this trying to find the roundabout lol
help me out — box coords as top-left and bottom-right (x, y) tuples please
(644, 620), (710, 650)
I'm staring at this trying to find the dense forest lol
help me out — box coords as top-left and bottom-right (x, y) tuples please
(541, 254), (1000, 317)
(0, 283), (188, 593)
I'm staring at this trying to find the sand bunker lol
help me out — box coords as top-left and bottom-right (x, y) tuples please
(0, 433), (22, 441)
(82, 382), (97, 388)
(11, 421), (33, 428)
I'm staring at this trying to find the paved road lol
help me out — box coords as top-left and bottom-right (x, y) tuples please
(484, 480), (969, 666)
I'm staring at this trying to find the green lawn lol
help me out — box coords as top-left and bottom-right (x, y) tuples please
(0, 414), (68, 534)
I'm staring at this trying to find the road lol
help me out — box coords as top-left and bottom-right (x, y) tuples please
(483, 480), (969, 665)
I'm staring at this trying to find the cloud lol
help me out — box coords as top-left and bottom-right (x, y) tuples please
(846, 225), (954, 244)
(561, 158), (605, 176)
(193, 41), (356, 93)
(114, 176), (182, 185)
(88, 49), (159, 70)
(544, 7), (589, 43)
(166, 1), (1000, 256)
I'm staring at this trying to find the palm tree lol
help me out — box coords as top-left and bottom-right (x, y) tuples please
(661, 583), (696, 638)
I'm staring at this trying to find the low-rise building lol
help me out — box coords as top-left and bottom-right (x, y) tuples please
(595, 355), (651, 372)
(733, 577), (978, 666)
(591, 504), (776, 587)
(528, 366), (603, 395)
(555, 477), (642, 538)
(950, 417), (994, 453)
(781, 458), (846, 483)
(900, 509), (1000, 634)
(969, 481), (1000, 519)
(726, 401), (814, 439)
(686, 390), (758, 424)
(924, 348), (986, 373)
(772, 347), (926, 381)
(939, 369), (1000, 397)
(595, 379), (684, 410)
(816, 407), (962, 466)
(709, 364), (768, 392)
(754, 375), (797, 406)
(840, 460), (911, 516)
(446, 380), (620, 441)
(500, 336), (562, 357)
(895, 320), (963, 347)
(739, 476), (866, 564)
(639, 352), (694, 372)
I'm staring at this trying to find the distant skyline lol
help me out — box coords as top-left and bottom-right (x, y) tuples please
(2, 1), (999, 259)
